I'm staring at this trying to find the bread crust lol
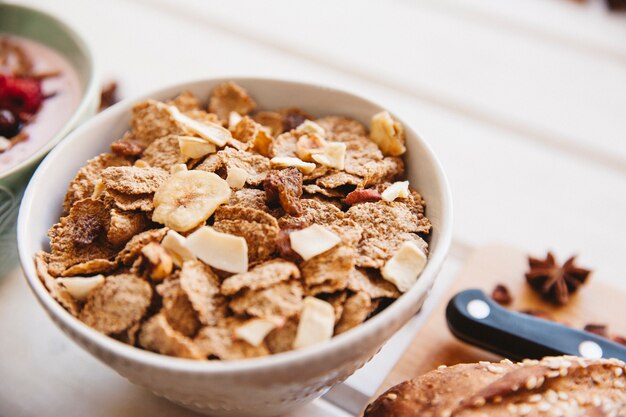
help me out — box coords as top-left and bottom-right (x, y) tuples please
(365, 356), (626, 417)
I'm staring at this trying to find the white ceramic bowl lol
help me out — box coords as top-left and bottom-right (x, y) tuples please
(18, 78), (452, 417)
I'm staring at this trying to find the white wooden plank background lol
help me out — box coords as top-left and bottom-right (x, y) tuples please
(1, 0), (625, 415)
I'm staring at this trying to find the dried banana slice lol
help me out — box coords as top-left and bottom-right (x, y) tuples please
(178, 136), (217, 160)
(311, 142), (347, 170)
(167, 105), (231, 147)
(152, 169), (231, 232)
(370, 111), (406, 156)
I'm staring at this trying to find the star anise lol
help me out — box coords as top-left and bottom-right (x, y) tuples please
(525, 252), (591, 305)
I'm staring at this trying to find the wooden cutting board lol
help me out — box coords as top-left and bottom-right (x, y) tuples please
(372, 244), (626, 399)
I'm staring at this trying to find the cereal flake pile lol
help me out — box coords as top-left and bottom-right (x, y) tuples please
(35, 82), (431, 360)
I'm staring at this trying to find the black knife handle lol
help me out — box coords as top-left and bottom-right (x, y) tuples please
(445, 289), (626, 362)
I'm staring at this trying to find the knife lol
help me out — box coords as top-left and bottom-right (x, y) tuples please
(446, 288), (626, 362)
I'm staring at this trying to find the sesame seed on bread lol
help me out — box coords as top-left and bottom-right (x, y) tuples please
(364, 356), (626, 417)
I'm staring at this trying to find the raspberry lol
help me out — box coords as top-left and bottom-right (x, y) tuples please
(0, 74), (44, 121)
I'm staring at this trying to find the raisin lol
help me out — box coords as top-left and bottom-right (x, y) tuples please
(264, 168), (303, 216)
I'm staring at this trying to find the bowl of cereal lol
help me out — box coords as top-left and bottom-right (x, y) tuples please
(18, 78), (452, 416)
(0, 4), (99, 276)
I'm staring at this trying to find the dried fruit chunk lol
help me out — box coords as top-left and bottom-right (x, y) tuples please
(263, 167), (303, 216)
(381, 241), (427, 293)
(296, 133), (328, 161)
(296, 120), (326, 136)
(141, 242), (173, 280)
(311, 142), (347, 170)
(56, 275), (105, 301)
(161, 230), (195, 266)
(180, 260), (226, 326)
(293, 297), (335, 349)
(226, 166), (249, 189)
(345, 189), (382, 205)
(335, 291), (372, 335)
(152, 168), (231, 232)
(275, 228), (304, 262)
(369, 111), (406, 156)
(213, 206), (279, 265)
(208, 81), (256, 121)
(194, 324), (269, 360)
(228, 115), (274, 155)
(234, 317), (283, 347)
(230, 280), (303, 318)
(63, 153), (132, 212)
(221, 259), (300, 295)
(381, 181), (409, 202)
(167, 105), (231, 146)
(230, 116), (271, 147)
(301, 245), (355, 295)
(289, 224), (341, 261)
(35, 252), (79, 316)
(270, 156), (316, 174)
(157, 279), (200, 337)
(80, 273), (152, 334)
(185, 226), (248, 274)
(228, 111), (243, 129)
(178, 135), (216, 160)
(139, 313), (204, 359)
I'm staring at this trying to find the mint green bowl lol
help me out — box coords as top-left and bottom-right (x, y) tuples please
(0, 4), (99, 276)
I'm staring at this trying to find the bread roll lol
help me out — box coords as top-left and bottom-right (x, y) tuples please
(365, 356), (626, 417)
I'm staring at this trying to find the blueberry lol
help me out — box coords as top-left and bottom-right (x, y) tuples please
(0, 109), (20, 138)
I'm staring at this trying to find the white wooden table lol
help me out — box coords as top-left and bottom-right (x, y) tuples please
(1, 0), (624, 415)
